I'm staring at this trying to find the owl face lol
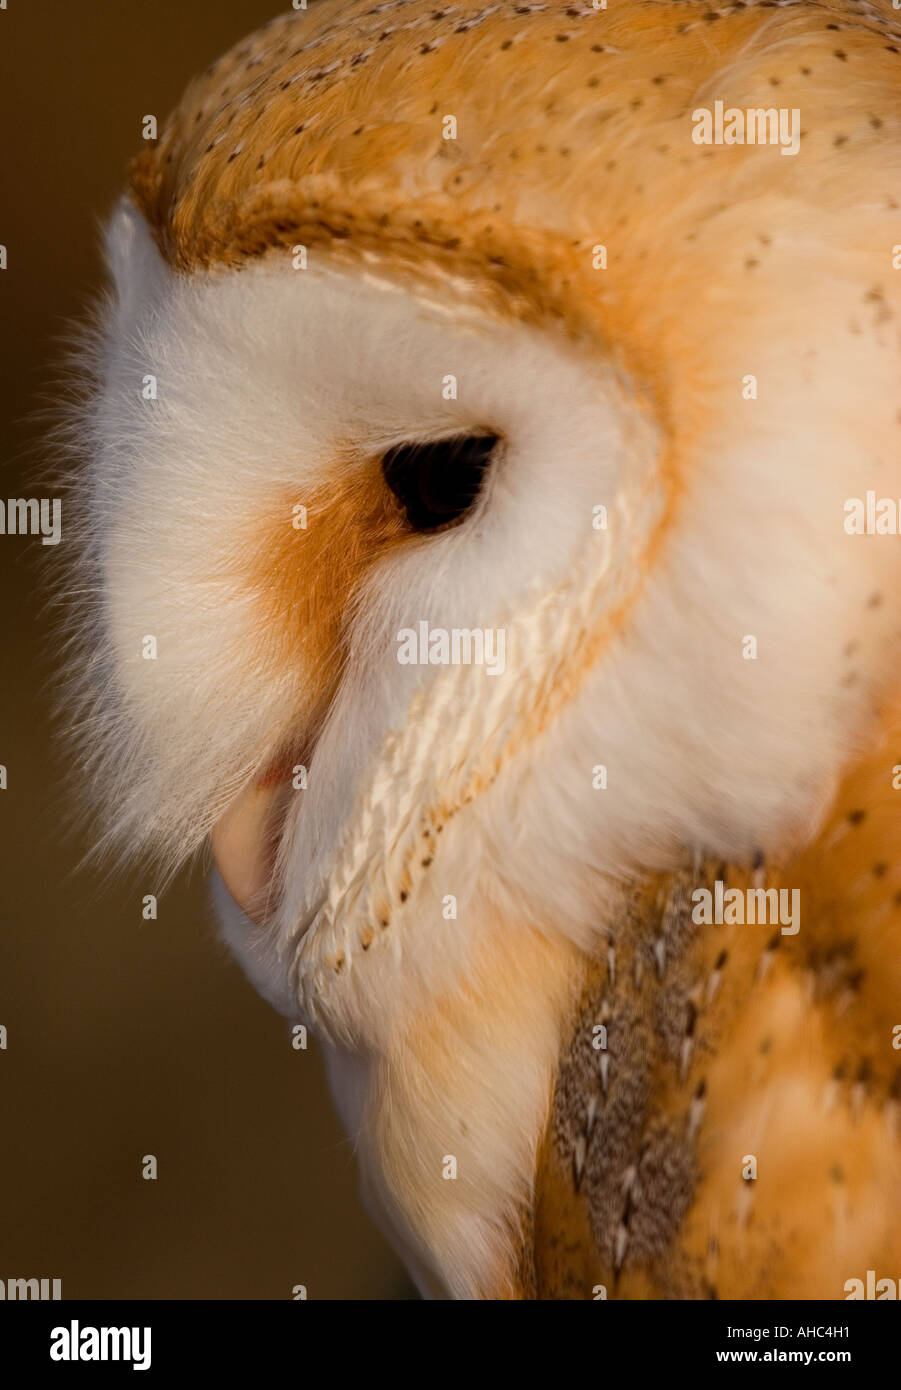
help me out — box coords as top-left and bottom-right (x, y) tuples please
(76, 200), (664, 1021)
(73, 187), (901, 1044)
(63, 0), (901, 1298)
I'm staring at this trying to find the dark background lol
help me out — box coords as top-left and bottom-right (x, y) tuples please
(0, 0), (409, 1299)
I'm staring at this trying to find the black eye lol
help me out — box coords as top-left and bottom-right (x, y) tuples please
(381, 433), (499, 533)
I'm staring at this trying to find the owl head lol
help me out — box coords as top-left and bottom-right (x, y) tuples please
(62, 0), (901, 1297)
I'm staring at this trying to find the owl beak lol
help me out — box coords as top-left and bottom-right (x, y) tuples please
(210, 775), (295, 925)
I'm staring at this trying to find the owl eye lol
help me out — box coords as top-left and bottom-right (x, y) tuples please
(381, 433), (499, 533)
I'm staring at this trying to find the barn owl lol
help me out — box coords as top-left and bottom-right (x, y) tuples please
(62, 0), (901, 1299)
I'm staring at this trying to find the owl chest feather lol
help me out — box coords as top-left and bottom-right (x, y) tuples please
(528, 723), (901, 1299)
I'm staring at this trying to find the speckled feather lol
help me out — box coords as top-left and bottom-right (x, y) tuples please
(127, 0), (901, 461)
(535, 719), (901, 1298)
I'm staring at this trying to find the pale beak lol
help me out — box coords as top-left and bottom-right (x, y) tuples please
(210, 778), (294, 925)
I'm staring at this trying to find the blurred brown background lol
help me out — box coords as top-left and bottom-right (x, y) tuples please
(0, 0), (410, 1299)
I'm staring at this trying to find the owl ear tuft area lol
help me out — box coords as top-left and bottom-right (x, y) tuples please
(102, 197), (168, 330)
